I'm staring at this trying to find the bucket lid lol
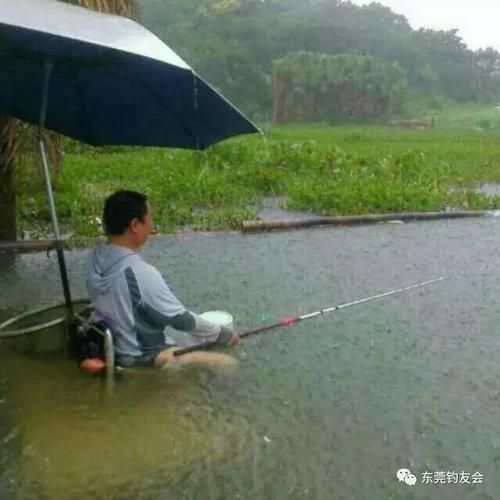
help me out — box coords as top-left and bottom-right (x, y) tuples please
(200, 310), (233, 329)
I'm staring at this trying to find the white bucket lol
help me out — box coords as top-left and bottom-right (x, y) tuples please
(200, 310), (234, 330)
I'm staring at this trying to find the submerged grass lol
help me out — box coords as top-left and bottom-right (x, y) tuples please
(16, 121), (500, 241)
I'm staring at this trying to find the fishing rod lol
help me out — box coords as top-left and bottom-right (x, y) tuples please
(174, 276), (446, 356)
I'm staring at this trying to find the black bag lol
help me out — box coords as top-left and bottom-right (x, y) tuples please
(75, 320), (108, 362)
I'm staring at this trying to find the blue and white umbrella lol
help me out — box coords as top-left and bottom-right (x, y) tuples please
(0, 0), (258, 148)
(0, 0), (259, 309)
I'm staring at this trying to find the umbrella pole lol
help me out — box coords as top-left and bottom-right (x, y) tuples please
(39, 60), (73, 314)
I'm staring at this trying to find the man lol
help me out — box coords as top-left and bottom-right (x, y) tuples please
(86, 190), (239, 370)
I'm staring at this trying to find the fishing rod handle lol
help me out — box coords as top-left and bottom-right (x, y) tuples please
(173, 316), (299, 356)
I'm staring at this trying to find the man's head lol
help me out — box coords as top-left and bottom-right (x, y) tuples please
(103, 190), (153, 249)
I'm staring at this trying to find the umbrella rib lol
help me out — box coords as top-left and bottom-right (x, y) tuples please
(75, 74), (96, 146)
(141, 70), (202, 149)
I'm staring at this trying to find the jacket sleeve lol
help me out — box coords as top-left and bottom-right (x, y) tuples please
(136, 263), (232, 344)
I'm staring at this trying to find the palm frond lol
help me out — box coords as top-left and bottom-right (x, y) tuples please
(62, 0), (139, 18)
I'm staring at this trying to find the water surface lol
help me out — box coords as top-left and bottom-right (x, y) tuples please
(1, 219), (500, 499)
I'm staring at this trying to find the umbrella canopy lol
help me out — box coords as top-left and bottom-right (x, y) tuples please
(0, 0), (260, 313)
(0, 0), (259, 149)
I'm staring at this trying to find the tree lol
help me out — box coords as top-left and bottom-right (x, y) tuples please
(474, 48), (500, 103)
(140, 0), (500, 118)
(273, 52), (408, 123)
(0, 118), (22, 239)
(63, 0), (139, 18)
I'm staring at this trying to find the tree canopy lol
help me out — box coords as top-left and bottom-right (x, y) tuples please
(140, 0), (500, 123)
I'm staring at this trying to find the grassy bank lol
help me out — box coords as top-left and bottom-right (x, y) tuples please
(17, 122), (500, 241)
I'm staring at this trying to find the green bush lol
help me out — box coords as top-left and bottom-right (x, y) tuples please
(16, 123), (500, 241)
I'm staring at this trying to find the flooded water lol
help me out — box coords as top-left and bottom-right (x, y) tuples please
(477, 183), (500, 197)
(1, 219), (500, 499)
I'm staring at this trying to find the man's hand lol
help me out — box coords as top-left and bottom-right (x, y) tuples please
(154, 346), (180, 368)
(227, 332), (240, 346)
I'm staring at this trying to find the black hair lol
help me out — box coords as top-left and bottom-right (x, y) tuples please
(102, 190), (148, 236)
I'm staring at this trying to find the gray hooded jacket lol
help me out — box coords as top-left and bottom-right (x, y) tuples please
(86, 243), (232, 362)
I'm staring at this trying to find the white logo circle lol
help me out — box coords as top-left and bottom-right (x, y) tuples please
(404, 474), (417, 486)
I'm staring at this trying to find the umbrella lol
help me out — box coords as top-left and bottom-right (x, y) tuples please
(0, 0), (260, 311)
(0, 0), (258, 148)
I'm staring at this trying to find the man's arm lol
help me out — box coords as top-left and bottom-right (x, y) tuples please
(136, 263), (236, 345)
(167, 310), (235, 344)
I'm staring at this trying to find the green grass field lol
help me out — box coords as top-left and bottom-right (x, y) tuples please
(17, 111), (500, 241)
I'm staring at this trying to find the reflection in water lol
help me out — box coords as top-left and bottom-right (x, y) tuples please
(0, 250), (15, 269)
(0, 251), (18, 319)
(2, 221), (500, 498)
